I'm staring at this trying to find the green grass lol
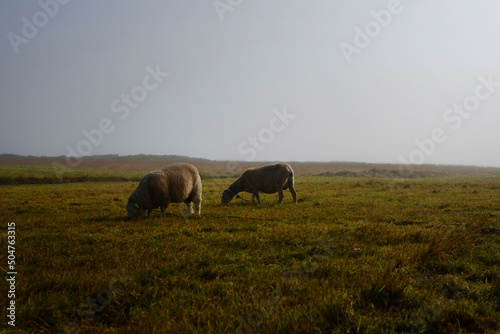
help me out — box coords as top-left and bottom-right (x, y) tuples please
(0, 173), (499, 333)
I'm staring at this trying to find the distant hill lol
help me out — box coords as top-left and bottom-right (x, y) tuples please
(1, 154), (499, 179)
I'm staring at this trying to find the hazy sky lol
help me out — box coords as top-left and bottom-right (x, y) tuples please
(1, 1), (500, 167)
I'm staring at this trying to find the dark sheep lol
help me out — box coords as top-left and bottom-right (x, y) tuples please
(221, 163), (297, 204)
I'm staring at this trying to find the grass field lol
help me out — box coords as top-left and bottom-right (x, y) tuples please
(1, 161), (499, 333)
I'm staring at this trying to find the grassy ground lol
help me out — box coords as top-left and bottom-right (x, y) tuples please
(0, 169), (499, 333)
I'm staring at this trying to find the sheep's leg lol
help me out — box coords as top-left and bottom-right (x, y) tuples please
(194, 199), (201, 215)
(186, 203), (194, 215)
(189, 191), (202, 215)
(289, 186), (297, 203)
(162, 203), (170, 217)
(253, 192), (261, 204)
(147, 209), (152, 218)
(278, 190), (284, 204)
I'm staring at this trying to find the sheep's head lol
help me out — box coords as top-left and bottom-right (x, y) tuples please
(125, 201), (147, 218)
(221, 189), (235, 205)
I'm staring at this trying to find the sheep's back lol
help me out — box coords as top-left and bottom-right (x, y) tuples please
(161, 163), (201, 202)
(129, 171), (168, 209)
(242, 163), (293, 193)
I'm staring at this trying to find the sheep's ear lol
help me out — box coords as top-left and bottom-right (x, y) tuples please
(134, 203), (140, 208)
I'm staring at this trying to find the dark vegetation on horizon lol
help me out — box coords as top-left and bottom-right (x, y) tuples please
(1, 154), (499, 185)
(0, 153), (210, 162)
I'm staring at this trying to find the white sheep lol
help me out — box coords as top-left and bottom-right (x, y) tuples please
(125, 163), (202, 218)
(221, 163), (297, 204)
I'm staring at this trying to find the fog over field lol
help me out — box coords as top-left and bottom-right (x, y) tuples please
(1, 1), (500, 167)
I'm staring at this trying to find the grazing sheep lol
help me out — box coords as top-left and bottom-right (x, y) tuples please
(221, 163), (297, 205)
(125, 163), (202, 218)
